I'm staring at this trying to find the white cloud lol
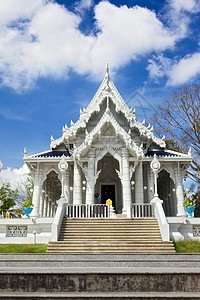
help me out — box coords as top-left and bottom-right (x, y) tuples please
(0, 164), (29, 190)
(167, 52), (200, 86)
(168, 0), (197, 14)
(74, 0), (94, 15)
(147, 52), (200, 86)
(0, 0), (197, 91)
(147, 55), (172, 81)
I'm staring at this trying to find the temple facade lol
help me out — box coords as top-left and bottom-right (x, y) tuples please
(24, 67), (192, 219)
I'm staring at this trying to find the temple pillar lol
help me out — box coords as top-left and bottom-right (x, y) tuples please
(39, 190), (44, 217)
(86, 148), (95, 205)
(43, 195), (47, 217)
(122, 148), (132, 215)
(147, 163), (154, 202)
(135, 161), (144, 203)
(73, 160), (82, 205)
(47, 199), (51, 217)
(65, 169), (70, 201)
(30, 167), (43, 218)
(175, 166), (185, 216)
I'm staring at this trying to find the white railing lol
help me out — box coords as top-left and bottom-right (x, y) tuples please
(66, 204), (110, 218)
(51, 198), (67, 241)
(150, 197), (169, 241)
(131, 203), (153, 218)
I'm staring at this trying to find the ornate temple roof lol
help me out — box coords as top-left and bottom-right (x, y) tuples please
(50, 65), (165, 151)
(24, 66), (192, 163)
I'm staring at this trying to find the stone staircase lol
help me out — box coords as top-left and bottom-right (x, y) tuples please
(47, 218), (175, 254)
(2, 254), (200, 298)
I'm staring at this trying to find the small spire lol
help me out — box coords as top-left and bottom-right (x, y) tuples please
(105, 62), (110, 88)
(24, 147), (27, 156)
(106, 62), (109, 75)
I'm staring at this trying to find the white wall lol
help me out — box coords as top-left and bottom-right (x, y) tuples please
(0, 218), (54, 244)
(168, 217), (200, 241)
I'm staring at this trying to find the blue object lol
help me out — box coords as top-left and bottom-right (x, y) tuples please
(184, 206), (195, 218)
(22, 207), (33, 218)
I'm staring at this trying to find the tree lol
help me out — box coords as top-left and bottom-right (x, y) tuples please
(0, 173), (33, 218)
(18, 173), (34, 203)
(0, 183), (19, 217)
(151, 84), (200, 184)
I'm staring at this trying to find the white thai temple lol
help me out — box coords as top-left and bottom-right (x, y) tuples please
(24, 66), (192, 220)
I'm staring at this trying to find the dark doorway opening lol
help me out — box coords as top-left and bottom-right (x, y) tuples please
(101, 185), (116, 209)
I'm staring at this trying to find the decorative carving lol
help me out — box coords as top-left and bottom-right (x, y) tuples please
(193, 226), (200, 236)
(18, 226), (28, 237)
(94, 169), (102, 184)
(7, 226), (27, 237)
(58, 156), (68, 173)
(49, 67), (166, 151)
(150, 155), (161, 174)
(115, 169), (122, 180)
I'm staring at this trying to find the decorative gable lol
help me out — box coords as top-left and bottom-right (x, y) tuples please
(50, 65), (165, 155)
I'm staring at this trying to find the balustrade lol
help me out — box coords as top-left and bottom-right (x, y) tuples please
(66, 204), (110, 218)
(131, 203), (153, 218)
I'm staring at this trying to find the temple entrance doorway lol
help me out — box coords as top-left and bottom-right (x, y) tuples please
(95, 154), (122, 214)
(158, 169), (177, 217)
(101, 184), (116, 209)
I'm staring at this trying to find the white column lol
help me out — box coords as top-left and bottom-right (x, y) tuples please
(86, 148), (95, 205)
(30, 167), (42, 217)
(135, 161), (144, 203)
(43, 195), (47, 217)
(65, 169), (70, 201)
(47, 199), (51, 217)
(122, 148), (132, 214)
(39, 195), (44, 217)
(73, 160), (82, 205)
(175, 168), (185, 216)
(147, 164), (154, 202)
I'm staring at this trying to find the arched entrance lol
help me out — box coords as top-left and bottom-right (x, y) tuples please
(95, 154), (122, 213)
(158, 169), (177, 217)
(42, 170), (61, 217)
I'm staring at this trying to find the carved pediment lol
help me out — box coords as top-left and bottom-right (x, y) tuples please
(102, 126), (115, 137)
(50, 66), (165, 151)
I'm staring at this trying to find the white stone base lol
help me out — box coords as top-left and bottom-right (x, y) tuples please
(167, 217), (200, 241)
(0, 218), (54, 244)
(1, 216), (200, 244)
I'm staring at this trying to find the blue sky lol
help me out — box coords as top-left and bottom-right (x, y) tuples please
(0, 0), (200, 175)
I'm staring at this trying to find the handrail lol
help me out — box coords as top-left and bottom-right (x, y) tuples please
(131, 203), (153, 218)
(51, 198), (67, 241)
(150, 196), (169, 241)
(66, 204), (110, 218)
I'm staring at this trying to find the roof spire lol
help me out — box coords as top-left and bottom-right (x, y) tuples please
(106, 62), (109, 75)
(105, 61), (110, 85)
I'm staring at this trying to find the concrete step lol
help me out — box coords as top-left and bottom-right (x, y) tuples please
(49, 241), (172, 245)
(62, 219), (158, 223)
(47, 247), (175, 252)
(60, 231), (160, 237)
(60, 228), (160, 235)
(3, 254), (200, 268)
(64, 217), (156, 221)
(48, 244), (174, 249)
(1, 292), (200, 299)
(62, 222), (158, 227)
(47, 248), (174, 252)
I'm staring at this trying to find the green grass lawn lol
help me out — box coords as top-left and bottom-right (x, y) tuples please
(0, 244), (48, 253)
(1, 241), (200, 253)
(174, 240), (200, 253)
